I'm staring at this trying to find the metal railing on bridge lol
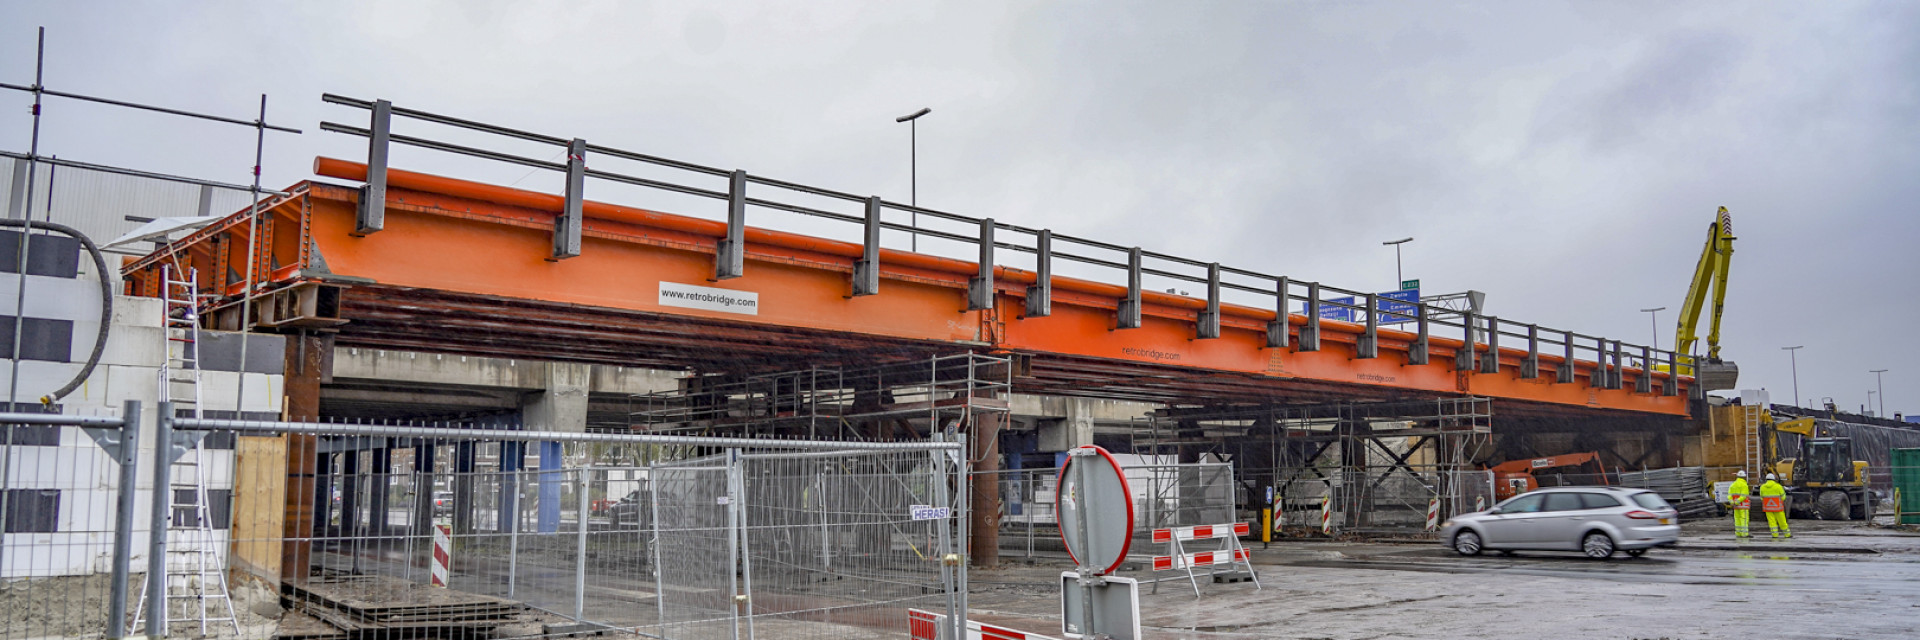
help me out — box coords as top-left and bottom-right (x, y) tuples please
(316, 95), (1693, 398)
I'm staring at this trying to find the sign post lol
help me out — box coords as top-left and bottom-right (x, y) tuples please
(1056, 445), (1142, 640)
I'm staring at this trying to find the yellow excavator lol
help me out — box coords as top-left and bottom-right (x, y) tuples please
(1674, 207), (1740, 390)
(1764, 416), (1876, 519)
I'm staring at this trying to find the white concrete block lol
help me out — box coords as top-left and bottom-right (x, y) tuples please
(0, 275), (101, 319)
(104, 363), (161, 408)
(111, 294), (164, 328)
(0, 359), (84, 404)
(95, 324), (164, 368)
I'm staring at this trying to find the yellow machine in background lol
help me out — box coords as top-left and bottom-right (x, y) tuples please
(1765, 416), (1876, 520)
(1674, 207), (1739, 390)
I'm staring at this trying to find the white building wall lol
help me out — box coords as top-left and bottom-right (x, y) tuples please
(2, 292), (281, 579)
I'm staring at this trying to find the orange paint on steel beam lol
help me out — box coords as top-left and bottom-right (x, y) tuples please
(299, 158), (1690, 415)
(305, 194), (994, 345)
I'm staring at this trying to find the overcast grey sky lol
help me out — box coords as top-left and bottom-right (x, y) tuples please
(3, 1), (1915, 416)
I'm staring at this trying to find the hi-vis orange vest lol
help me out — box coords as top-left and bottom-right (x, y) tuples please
(1758, 481), (1788, 513)
(1728, 478), (1750, 510)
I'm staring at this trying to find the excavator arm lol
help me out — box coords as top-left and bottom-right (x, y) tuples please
(1675, 207), (1739, 389)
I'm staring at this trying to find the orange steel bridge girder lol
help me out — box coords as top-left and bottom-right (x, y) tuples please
(122, 158), (1692, 417)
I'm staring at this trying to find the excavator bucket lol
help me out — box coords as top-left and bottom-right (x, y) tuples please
(1698, 360), (1739, 391)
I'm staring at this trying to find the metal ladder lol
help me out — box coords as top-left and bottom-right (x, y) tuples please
(1742, 405), (1766, 479)
(133, 264), (240, 637)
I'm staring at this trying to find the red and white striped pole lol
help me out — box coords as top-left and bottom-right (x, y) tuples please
(1425, 496), (1440, 532)
(431, 519), (452, 587)
(1320, 492), (1332, 536)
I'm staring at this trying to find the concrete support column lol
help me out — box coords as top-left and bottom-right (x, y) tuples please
(969, 411), (1003, 568)
(1037, 399), (1096, 452)
(526, 362), (587, 535)
(525, 362), (591, 432)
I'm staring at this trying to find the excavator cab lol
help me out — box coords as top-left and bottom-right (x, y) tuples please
(1798, 438), (1858, 486)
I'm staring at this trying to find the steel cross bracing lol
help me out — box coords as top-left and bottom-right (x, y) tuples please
(627, 353), (1013, 440)
(125, 94), (1692, 418)
(1157, 398), (1495, 534)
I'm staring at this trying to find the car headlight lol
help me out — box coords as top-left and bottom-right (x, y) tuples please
(1440, 520), (1454, 528)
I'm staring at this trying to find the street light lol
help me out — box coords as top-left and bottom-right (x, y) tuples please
(896, 107), (932, 252)
(1382, 237), (1414, 286)
(1640, 307), (1666, 352)
(1782, 346), (1804, 408)
(1871, 369), (1888, 419)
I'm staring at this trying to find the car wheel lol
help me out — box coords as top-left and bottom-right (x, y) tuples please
(1624, 549), (1645, 558)
(1582, 531), (1615, 559)
(1453, 530), (1483, 556)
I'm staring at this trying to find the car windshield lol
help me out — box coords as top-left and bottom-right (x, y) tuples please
(1631, 493), (1672, 509)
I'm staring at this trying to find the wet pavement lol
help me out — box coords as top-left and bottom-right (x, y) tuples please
(967, 518), (1920, 639)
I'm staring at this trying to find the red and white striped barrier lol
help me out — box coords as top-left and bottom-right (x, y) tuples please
(1151, 547), (1250, 571)
(909, 608), (1058, 640)
(1425, 496), (1440, 532)
(1151, 522), (1249, 543)
(430, 522), (452, 587)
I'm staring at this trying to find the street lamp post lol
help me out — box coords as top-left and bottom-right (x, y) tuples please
(1782, 346), (1804, 409)
(1871, 369), (1888, 419)
(896, 107), (932, 252)
(1382, 237), (1413, 287)
(1640, 307), (1666, 352)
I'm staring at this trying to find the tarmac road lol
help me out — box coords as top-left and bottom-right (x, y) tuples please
(966, 520), (1920, 640)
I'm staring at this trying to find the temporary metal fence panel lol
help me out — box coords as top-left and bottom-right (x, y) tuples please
(989, 462), (1235, 560)
(163, 414), (966, 640)
(0, 405), (146, 640)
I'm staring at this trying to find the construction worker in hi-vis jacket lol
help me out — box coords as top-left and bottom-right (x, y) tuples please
(1726, 470), (1751, 539)
(1758, 473), (1792, 539)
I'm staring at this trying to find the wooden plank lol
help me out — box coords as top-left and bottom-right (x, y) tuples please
(232, 434), (288, 582)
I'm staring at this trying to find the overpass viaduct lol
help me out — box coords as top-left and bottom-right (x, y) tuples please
(122, 98), (1698, 566)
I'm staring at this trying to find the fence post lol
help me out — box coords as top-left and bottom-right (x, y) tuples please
(507, 467), (519, 598)
(106, 400), (141, 640)
(648, 469), (666, 636)
(146, 402), (175, 638)
(574, 467), (588, 621)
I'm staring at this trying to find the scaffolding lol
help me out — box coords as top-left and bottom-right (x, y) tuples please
(1146, 397), (1495, 534)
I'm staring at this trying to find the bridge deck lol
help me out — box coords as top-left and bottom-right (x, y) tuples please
(124, 159), (1691, 418)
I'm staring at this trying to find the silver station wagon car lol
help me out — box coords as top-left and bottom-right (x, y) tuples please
(1440, 486), (1680, 559)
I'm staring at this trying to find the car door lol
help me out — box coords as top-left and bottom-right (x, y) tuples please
(1480, 493), (1546, 548)
(1534, 492), (1589, 550)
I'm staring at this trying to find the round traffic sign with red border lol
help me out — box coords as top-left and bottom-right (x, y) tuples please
(1054, 445), (1134, 575)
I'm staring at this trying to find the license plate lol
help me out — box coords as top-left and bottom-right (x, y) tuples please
(1659, 518), (1671, 525)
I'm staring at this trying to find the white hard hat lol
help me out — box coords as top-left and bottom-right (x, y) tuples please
(1766, 473), (1777, 480)
(1735, 470), (1747, 478)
